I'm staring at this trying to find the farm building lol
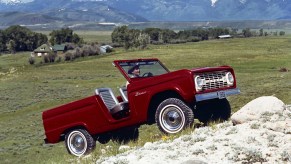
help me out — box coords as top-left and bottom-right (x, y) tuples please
(33, 44), (54, 57)
(53, 44), (67, 54)
(218, 35), (232, 39)
(100, 45), (113, 54)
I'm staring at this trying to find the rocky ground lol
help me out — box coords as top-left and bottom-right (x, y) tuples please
(97, 96), (291, 164)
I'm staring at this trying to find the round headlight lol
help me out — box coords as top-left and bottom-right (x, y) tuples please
(195, 76), (204, 90)
(226, 72), (234, 85)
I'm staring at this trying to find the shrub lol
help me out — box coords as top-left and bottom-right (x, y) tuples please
(110, 43), (123, 48)
(56, 56), (62, 62)
(75, 47), (83, 58)
(187, 37), (200, 42)
(66, 43), (76, 50)
(64, 52), (73, 61)
(151, 41), (164, 45)
(279, 67), (289, 72)
(48, 53), (57, 63)
(43, 55), (50, 63)
(169, 39), (187, 44)
(81, 44), (100, 56)
(28, 57), (35, 65)
(82, 46), (90, 57)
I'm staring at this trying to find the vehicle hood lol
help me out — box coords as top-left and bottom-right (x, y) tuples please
(190, 66), (233, 73)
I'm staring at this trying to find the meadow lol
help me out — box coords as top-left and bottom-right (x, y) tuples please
(34, 30), (112, 43)
(0, 35), (290, 163)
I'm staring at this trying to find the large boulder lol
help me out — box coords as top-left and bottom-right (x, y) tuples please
(231, 96), (285, 125)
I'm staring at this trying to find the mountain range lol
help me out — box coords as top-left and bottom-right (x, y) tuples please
(0, 0), (291, 28)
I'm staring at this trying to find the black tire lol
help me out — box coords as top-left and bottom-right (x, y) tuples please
(97, 134), (111, 144)
(155, 98), (194, 134)
(65, 129), (96, 157)
(112, 127), (139, 144)
(195, 98), (231, 124)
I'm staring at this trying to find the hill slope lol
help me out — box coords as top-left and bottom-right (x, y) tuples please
(1, 0), (291, 24)
(0, 0), (147, 26)
(105, 0), (291, 21)
(98, 97), (291, 163)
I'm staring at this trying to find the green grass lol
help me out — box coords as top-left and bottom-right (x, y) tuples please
(74, 31), (112, 43)
(34, 30), (113, 44)
(0, 35), (291, 163)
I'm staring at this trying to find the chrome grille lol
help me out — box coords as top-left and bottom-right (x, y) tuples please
(199, 71), (228, 90)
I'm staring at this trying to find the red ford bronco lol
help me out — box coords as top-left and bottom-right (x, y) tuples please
(42, 58), (240, 156)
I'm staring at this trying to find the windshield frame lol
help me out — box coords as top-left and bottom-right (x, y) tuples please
(113, 58), (170, 82)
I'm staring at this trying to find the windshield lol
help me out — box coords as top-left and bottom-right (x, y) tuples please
(119, 60), (169, 78)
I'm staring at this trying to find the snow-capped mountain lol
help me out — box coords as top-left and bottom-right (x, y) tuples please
(0, 0), (147, 26)
(0, 0), (32, 4)
(0, 0), (291, 26)
(103, 0), (291, 21)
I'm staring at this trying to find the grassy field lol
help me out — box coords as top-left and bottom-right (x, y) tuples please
(0, 35), (290, 163)
(34, 30), (112, 44)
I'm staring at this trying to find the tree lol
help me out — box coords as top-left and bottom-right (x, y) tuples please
(159, 29), (177, 43)
(264, 32), (268, 36)
(49, 28), (82, 45)
(208, 27), (229, 39)
(177, 30), (191, 40)
(8, 40), (16, 54)
(72, 33), (83, 45)
(279, 31), (285, 36)
(259, 29), (264, 36)
(112, 26), (149, 50)
(230, 28), (238, 36)
(138, 33), (150, 49)
(0, 30), (6, 52)
(4, 25), (47, 52)
(242, 28), (252, 37)
(5, 25), (31, 51)
(111, 26), (130, 45)
(143, 28), (161, 42)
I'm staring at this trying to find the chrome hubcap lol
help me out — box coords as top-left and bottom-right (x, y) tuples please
(161, 105), (185, 132)
(69, 132), (86, 155)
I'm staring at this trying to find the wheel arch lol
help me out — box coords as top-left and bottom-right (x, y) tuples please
(147, 90), (184, 124)
(60, 125), (88, 141)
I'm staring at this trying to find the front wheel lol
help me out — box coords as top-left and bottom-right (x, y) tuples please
(155, 98), (194, 134)
(65, 129), (96, 157)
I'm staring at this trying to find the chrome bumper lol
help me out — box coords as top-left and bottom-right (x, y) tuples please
(195, 88), (240, 102)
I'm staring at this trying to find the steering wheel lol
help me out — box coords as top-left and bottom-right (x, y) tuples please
(142, 72), (153, 77)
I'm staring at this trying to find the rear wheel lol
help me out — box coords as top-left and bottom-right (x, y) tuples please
(195, 98), (231, 124)
(65, 129), (96, 157)
(155, 98), (194, 134)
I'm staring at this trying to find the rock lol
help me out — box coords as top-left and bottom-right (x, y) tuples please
(97, 98), (291, 164)
(265, 120), (291, 134)
(181, 160), (208, 164)
(282, 144), (291, 161)
(231, 96), (285, 125)
(144, 142), (153, 149)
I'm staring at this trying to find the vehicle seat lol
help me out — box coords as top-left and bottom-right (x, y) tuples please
(119, 86), (128, 102)
(95, 88), (129, 119)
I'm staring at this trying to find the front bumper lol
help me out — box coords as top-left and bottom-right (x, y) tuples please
(195, 88), (240, 102)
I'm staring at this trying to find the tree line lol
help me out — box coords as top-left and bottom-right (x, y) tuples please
(0, 25), (47, 53)
(0, 25), (83, 54)
(112, 26), (286, 50)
